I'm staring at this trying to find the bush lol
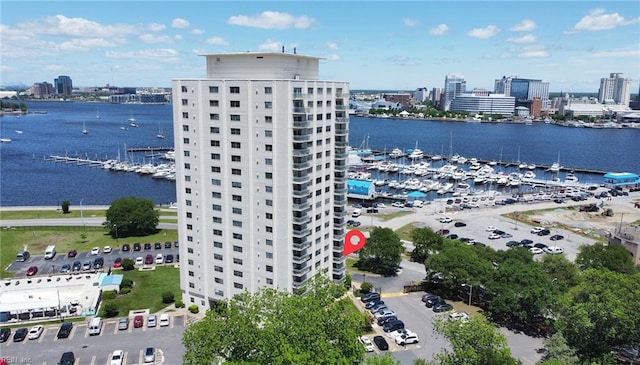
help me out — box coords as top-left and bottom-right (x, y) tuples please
(61, 200), (70, 214)
(121, 258), (135, 271)
(102, 290), (117, 300)
(120, 287), (131, 295)
(360, 281), (373, 294)
(120, 278), (133, 289)
(188, 304), (199, 314)
(162, 291), (175, 304)
(344, 273), (352, 290)
(103, 301), (118, 317)
(175, 299), (185, 308)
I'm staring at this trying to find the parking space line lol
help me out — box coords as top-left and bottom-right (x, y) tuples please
(89, 355), (96, 365)
(138, 349), (144, 364)
(381, 292), (407, 298)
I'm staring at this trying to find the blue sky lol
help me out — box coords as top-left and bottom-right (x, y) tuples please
(1, 1), (638, 92)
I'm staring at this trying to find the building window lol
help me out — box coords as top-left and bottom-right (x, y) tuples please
(265, 213), (273, 220)
(264, 101), (272, 109)
(266, 252), (273, 259)
(316, 127), (323, 133)
(234, 270), (243, 277)
(189, 282), (195, 288)
(212, 216), (222, 223)
(265, 116), (272, 123)
(265, 186), (273, 193)
(214, 253), (223, 260)
(211, 166), (221, 173)
(181, 99), (188, 106)
(266, 265), (273, 272)
(230, 114), (241, 121)
(233, 245), (243, 253)
(215, 278), (223, 284)
(186, 200), (192, 206)
(213, 229), (222, 236)
(210, 100), (219, 107)
(211, 140), (220, 147)
(266, 199), (273, 206)
(209, 86), (219, 93)
(186, 212), (192, 218)
(265, 144), (272, 151)
(185, 187), (191, 194)
(182, 125), (189, 132)
(183, 137), (190, 144)
(184, 163), (191, 170)
(266, 239), (273, 246)
(232, 181), (242, 188)
(181, 86), (188, 92)
(266, 226), (273, 233)
(211, 179), (221, 186)
(232, 194), (242, 202)
(231, 168), (241, 176)
(212, 204), (221, 211)
(184, 176), (191, 182)
(234, 282), (243, 289)
(186, 224), (193, 231)
(184, 151), (190, 157)
(231, 155), (241, 162)
(233, 220), (242, 227)
(230, 100), (240, 108)
(316, 114), (323, 121)
(232, 207), (242, 214)
(265, 172), (273, 179)
(182, 112), (189, 119)
(265, 130), (272, 137)
(210, 126), (220, 133)
(230, 86), (240, 94)
(308, 88), (313, 94)
(212, 191), (221, 198)
(214, 265), (223, 272)
(210, 113), (220, 120)
(188, 271), (194, 277)
(214, 241), (223, 248)
(211, 153), (220, 160)
(317, 101), (323, 107)
(265, 158), (272, 165)
(231, 128), (241, 135)
(233, 258), (243, 265)
(231, 142), (241, 149)
(266, 278), (273, 285)
(264, 87), (272, 94)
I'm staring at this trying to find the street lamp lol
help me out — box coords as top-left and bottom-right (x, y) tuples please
(462, 283), (472, 311)
(114, 224), (118, 244)
(79, 199), (84, 231)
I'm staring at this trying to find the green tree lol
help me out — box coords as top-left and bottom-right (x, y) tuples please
(410, 227), (444, 262)
(430, 315), (519, 365)
(121, 258), (135, 271)
(556, 269), (640, 361)
(363, 353), (401, 365)
(103, 301), (119, 317)
(575, 243), (636, 274)
(182, 276), (365, 365)
(424, 241), (493, 290)
(540, 254), (579, 292)
(104, 196), (159, 237)
(162, 291), (175, 304)
(61, 200), (70, 214)
(540, 332), (580, 365)
(357, 227), (403, 275)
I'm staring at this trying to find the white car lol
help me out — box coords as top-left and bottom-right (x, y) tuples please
(155, 254), (164, 264)
(395, 331), (419, 345)
(387, 328), (408, 339)
(359, 335), (375, 352)
(529, 247), (544, 255)
(91, 247), (100, 255)
(159, 313), (170, 327)
(28, 325), (44, 340)
(103, 246), (112, 254)
(439, 217), (453, 223)
(135, 257), (144, 265)
(147, 314), (157, 327)
(544, 246), (564, 254)
(449, 311), (470, 322)
(375, 203), (386, 208)
(530, 226), (544, 234)
(391, 201), (404, 208)
(485, 226), (497, 232)
(488, 233), (501, 240)
(110, 350), (124, 365)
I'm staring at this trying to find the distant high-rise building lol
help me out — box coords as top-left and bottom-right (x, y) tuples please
(28, 82), (54, 98)
(54, 75), (73, 96)
(415, 88), (429, 103)
(442, 74), (466, 111)
(431, 87), (443, 107)
(172, 52), (349, 311)
(449, 89), (515, 116)
(598, 73), (632, 106)
(494, 76), (550, 111)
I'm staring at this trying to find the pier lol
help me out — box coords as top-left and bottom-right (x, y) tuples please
(46, 155), (104, 167)
(126, 146), (174, 153)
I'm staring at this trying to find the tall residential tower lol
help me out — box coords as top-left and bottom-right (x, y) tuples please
(172, 52), (349, 311)
(442, 74), (466, 111)
(598, 73), (632, 106)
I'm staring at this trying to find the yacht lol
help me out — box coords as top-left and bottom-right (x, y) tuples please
(389, 148), (405, 159)
(548, 162), (561, 172)
(82, 121), (88, 135)
(527, 163), (536, 170)
(408, 147), (424, 160)
(565, 173), (579, 183)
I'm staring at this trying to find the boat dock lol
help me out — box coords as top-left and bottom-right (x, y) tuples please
(46, 155), (104, 167)
(126, 146), (173, 153)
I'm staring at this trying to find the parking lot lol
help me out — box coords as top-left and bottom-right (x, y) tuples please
(0, 313), (186, 364)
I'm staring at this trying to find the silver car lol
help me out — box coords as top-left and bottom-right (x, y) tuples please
(117, 317), (129, 330)
(147, 314), (156, 328)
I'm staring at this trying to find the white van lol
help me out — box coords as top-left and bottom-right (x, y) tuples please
(352, 209), (362, 218)
(159, 313), (169, 327)
(88, 317), (103, 336)
(44, 245), (56, 260)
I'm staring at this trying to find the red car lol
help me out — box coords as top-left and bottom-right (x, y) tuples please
(26, 266), (38, 276)
(67, 250), (77, 258)
(112, 257), (122, 268)
(144, 254), (153, 265)
(133, 315), (144, 328)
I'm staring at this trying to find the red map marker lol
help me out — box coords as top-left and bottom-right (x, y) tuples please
(344, 230), (366, 256)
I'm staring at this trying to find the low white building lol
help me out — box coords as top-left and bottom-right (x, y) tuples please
(449, 91), (515, 116)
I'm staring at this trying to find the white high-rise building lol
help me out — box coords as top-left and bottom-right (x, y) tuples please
(172, 52), (349, 311)
(598, 73), (632, 106)
(442, 74), (466, 111)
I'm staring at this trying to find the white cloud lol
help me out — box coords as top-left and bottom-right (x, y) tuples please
(324, 54), (340, 61)
(139, 34), (174, 44)
(518, 45), (549, 58)
(258, 38), (282, 52)
(429, 24), (449, 36)
(206, 37), (229, 46)
(507, 34), (536, 44)
(191, 28), (204, 35)
(148, 23), (166, 32)
(171, 18), (190, 29)
(105, 48), (180, 61)
(468, 25), (500, 39)
(592, 44), (640, 58)
(403, 18), (419, 27)
(192, 48), (206, 55)
(326, 42), (338, 50)
(511, 19), (536, 32)
(38, 15), (139, 37)
(386, 55), (421, 66)
(227, 11), (314, 29)
(574, 8), (639, 31)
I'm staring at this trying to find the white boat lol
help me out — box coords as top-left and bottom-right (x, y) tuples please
(129, 117), (138, 127)
(82, 121), (88, 135)
(15, 130), (23, 134)
(565, 173), (579, 183)
(548, 162), (561, 172)
(389, 148), (405, 159)
(523, 171), (536, 179)
(157, 125), (165, 139)
(408, 142), (424, 159)
(527, 163), (536, 170)
(0, 138), (12, 143)
(96, 107), (102, 119)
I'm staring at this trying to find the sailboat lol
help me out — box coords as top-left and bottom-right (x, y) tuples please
(82, 121), (88, 135)
(128, 111), (138, 127)
(157, 124), (165, 139)
(96, 107), (102, 119)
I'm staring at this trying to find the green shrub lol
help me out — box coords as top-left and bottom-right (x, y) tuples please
(175, 299), (184, 308)
(344, 273), (352, 290)
(102, 290), (117, 300)
(120, 287), (131, 295)
(188, 304), (199, 314)
(103, 301), (118, 317)
(162, 291), (175, 304)
(121, 258), (135, 271)
(360, 281), (373, 294)
(120, 278), (133, 289)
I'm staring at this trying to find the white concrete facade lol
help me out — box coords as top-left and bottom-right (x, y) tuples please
(172, 53), (349, 311)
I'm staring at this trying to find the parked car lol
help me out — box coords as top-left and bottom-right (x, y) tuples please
(373, 335), (389, 351)
(154, 242), (162, 250)
(0, 328), (11, 343)
(550, 234), (564, 241)
(82, 261), (92, 270)
(501, 232), (513, 238)
(359, 336), (375, 352)
(118, 317), (129, 330)
(488, 233), (501, 240)
(454, 221), (467, 227)
(26, 266), (38, 276)
(145, 254), (154, 265)
(360, 292), (380, 303)
(164, 241), (172, 249)
(110, 349), (124, 365)
(534, 243), (548, 249)
(369, 303), (388, 313)
(377, 315), (397, 326)
(144, 347), (155, 363)
(57, 322), (73, 338)
(506, 240), (521, 247)
(436, 229), (450, 235)
(365, 300), (384, 310)
(433, 303), (453, 312)
(387, 328), (408, 340)
(144, 243), (151, 250)
(60, 263), (71, 273)
(113, 257), (122, 268)
(122, 244), (131, 252)
(165, 254), (174, 263)
(529, 247), (544, 255)
(374, 309), (396, 319)
(449, 311), (470, 322)
(544, 246), (564, 254)
(395, 331), (419, 345)
(446, 233), (459, 240)
(424, 296), (444, 308)
(59, 352), (76, 365)
(28, 325), (44, 340)
(133, 243), (142, 251)
(135, 257), (144, 266)
(93, 257), (104, 269)
(159, 313), (170, 327)
(421, 292), (439, 303)
(147, 314), (157, 328)
(13, 327), (28, 342)
(103, 245), (112, 254)
(155, 254), (164, 264)
(382, 319), (405, 332)
(537, 229), (551, 236)
(67, 249), (77, 258)
(134, 315), (144, 328)
(91, 247), (100, 255)
(439, 216), (453, 223)
(72, 260), (82, 272)
(520, 239), (533, 245)
(486, 226), (497, 232)
(530, 227), (544, 234)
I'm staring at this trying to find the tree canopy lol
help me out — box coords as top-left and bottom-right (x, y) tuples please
(424, 241), (494, 290)
(104, 196), (159, 237)
(357, 227), (404, 275)
(182, 275), (367, 365)
(410, 227), (444, 262)
(575, 243), (636, 274)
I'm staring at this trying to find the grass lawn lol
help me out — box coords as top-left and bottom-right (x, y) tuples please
(395, 222), (420, 242)
(0, 208), (177, 220)
(0, 227), (178, 278)
(100, 266), (181, 317)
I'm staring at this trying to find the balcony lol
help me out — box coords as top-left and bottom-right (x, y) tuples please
(293, 106), (309, 114)
(292, 160), (311, 170)
(293, 91), (307, 99)
(292, 253), (312, 264)
(292, 240), (312, 251)
(292, 147), (311, 157)
(335, 125), (348, 136)
(335, 117), (348, 124)
(293, 133), (312, 143)
(293, 119), (310, 129)
(292, 200), (311, 211)
(335, 105), (347, 111)
(292, 174), (312, 184)
(292, 226), (311, 238)
(293, 264), (312, 276)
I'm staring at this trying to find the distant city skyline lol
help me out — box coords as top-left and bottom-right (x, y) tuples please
(1, 1), (638, 92)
